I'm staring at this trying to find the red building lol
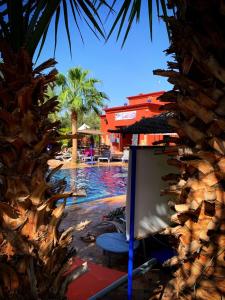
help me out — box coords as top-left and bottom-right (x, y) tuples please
(100, 91), (167, 153)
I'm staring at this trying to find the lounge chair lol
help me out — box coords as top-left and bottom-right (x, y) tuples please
(97, 149), (111, 164)
(55, 153), (64, 161)
(83, 156), (93, 163)
(96, 207), (126, 233)
(77, 150), (85, 162)
(121, 149), (129, 163)
(55, 151), (71, 161)
(63, 152), (72, 161)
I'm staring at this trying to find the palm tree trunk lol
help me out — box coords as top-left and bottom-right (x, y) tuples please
(153, 1), (225, 299)
(0, 46), (78, 299)
(71, 110), (78, 162)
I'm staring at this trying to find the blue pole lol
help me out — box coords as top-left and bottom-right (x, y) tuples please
(90, 145), (93, 163)
(128, 146), (137, 300)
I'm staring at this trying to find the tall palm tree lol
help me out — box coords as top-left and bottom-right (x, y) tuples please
(0, 1), (109, 299)
(110, 1), (225, 299)
(56, 67), (108, 162)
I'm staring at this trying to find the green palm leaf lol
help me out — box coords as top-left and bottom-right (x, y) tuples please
(62, 0), (72, 56)
(0, 0), (170, 58)
(107, 0), (169, 46)
(69, 0), (84, 44)
(57, 67), (108, 116)
(0, 0), (108, 58)
(54, 6), (61, 56)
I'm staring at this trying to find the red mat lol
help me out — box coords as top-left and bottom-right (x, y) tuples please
(67, 258), (125, 300)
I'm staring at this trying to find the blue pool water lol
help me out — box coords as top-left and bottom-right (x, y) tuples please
(53, 166), (128, 205)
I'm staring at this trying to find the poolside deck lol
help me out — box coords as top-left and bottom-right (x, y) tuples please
(61, 195), (126, 265)
(48, 159), (127, 169)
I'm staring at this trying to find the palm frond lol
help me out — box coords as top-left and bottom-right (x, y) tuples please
(148, 0), (153, 40)
(25, 0), (47, 46)
(54, 6), (61, 56)
(0, 0), (109, 58)
(35, 21), (50, 63)
(24, 1), (37, 29)
(0, 11), (9, 40)
(62, 0), (72, 56)
(56, 73), (67, 87)
(121, 1), (141, 47)
(73, 1), (101, 41)
(69, 0), (84, 44)
(0, 0), (170, 57)
(26, 0), (61, 57)
(159, 0), (170, 38)
(7, 0), (23, 51)
(76, 0), (105, 38)
(57, 67), (107, 116)
(107, 0), (130, 42)
(107, 0), (169, 46)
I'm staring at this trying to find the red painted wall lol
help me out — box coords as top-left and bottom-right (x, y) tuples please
(100, 91), (167, 153)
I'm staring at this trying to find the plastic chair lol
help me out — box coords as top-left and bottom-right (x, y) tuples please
(97, 150), (111, 164)
(121, 149), (129, 163)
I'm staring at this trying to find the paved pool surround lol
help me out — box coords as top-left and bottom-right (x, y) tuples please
(48, 159), (128, 169)
(60, 195), (126, 266)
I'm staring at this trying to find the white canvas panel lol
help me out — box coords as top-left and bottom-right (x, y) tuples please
(126, 147), (176, 240)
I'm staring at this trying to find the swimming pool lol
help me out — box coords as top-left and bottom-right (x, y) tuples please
(53, 166), (128, 205)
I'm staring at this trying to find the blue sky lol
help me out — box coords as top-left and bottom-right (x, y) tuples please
(37, 2), (172, 107)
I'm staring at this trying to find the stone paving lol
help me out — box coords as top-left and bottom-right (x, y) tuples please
(60, 195), (126, 266)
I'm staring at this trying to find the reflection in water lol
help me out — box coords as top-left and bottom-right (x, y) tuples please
(69, 168), (77, 192)
(54, 166), (128, 205)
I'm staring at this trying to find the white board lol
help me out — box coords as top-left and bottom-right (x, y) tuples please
(126, 147), (176, 240)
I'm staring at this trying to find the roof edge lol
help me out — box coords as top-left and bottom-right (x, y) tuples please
(127, 90), (165, 100)
(104, 102), (162, 113)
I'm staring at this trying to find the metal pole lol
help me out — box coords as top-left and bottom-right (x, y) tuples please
(128, 146), (137, 300)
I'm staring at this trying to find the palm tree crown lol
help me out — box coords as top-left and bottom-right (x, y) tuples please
(57, 67), (108, 115)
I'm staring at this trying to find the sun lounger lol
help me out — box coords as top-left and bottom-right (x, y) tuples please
(77, 150), (85, 162)
(97, 149), (111, 164)
(83, 156), (93, 162)
(55, 154), (64, 161)
(55, 152), (71, 161)
(96, 207), (126, 233)
(121, 149), (129, 163)
(96, 219), (125, 233)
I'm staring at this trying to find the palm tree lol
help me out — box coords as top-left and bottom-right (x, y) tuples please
(56, 67), (108, 162)
(110, 1), (225, 299)
(0, 1), (109, 299)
